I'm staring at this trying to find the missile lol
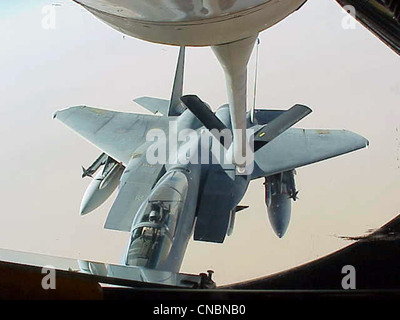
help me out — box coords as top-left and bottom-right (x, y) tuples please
(81, 152), (108, 178)
(80, 164), (124, 215)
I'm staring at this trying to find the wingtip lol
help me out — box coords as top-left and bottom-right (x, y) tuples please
(303, 105), (313, 114)
(293, 104), (312, 114)
(348, 131), (370, 150)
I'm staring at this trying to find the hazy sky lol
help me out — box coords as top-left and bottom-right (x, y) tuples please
(0, 0), (399, 285)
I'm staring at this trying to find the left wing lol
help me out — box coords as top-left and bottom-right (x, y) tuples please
(54, 106), (168, 164)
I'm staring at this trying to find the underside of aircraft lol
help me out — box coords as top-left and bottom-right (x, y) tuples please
(54, 45), (368, 273)
(54, 0), (371, 273)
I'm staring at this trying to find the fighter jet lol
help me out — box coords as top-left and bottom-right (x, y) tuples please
(54, 47), (368, 273)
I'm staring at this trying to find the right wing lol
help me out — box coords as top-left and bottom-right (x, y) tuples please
(252, 128), (369, 179)
(54, 106), (168, 165)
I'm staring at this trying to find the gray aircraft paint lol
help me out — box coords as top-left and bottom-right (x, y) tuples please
(54, 47), (368, 273)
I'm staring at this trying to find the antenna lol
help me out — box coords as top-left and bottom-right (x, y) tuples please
(250, 38), (260, 124)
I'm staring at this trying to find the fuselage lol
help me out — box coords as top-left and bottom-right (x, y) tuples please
(122, 105), (251, 272)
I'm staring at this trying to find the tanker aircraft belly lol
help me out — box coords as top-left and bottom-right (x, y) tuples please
(72, 0), (307, 173)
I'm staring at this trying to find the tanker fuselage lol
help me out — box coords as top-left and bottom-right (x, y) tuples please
(74, 0), (306, 46)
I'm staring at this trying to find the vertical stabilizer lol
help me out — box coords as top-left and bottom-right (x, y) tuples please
(168, 46), (186, 116)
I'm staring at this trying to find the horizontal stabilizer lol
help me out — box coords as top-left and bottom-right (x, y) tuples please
(254, 104), (312, 151)
(133, 97), (170, 115)
(253, 109), (286, 125)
